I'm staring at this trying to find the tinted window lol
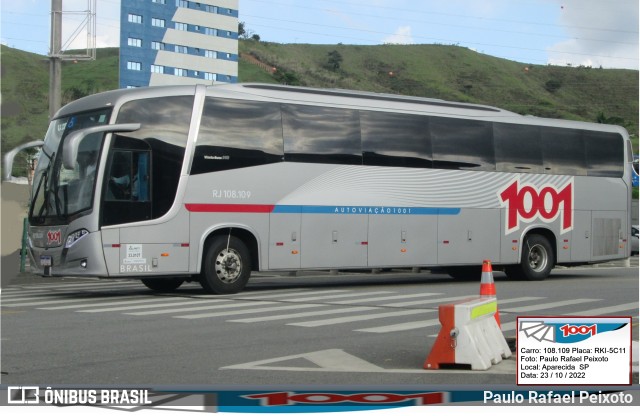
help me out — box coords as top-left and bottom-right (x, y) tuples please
(361, 111), (432, 168)
(115, 95), (192, 219)
(540, 127), (587, 176)
(431, 117), (495, 171)
(193, 98), (284, 174)
(494, 123), (543, 173)
(584, 131), (624, 177)
(102, 141), (153, 226)
(282, 104), (362, 165)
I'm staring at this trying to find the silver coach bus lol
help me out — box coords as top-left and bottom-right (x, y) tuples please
(10, 83), (633, 293)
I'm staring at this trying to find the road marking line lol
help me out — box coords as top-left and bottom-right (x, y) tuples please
(331, 292), (442, 304)
(76, 300), (215, 313)
(195, 288), (317, 300)
(3, 296), (159, 307)
(221, 348), (516, 374)
(2, 295), (74, 303)
(357, 318), (442, 333)
(228, 306), (379, 323)
(503, 298), (599, 313)
(361, 298), (545, 333)
(567, 302), (639, 316)
(125, 300), (275, 316)
(382, 295), (472, 308)
(174, 303), (326, 319)
(36, 297), (168, 310)
(221, 349), (385, 372)
(288, 309), (427, 327)
(288, 291), (394, 302)
(1, 287), (144, 302)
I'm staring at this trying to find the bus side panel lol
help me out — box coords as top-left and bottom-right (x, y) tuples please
(571, 210), (592, 262)
(437, 209), (500, 265)
(499, 209), (519, 265)
(118, 243), (189, 274)
(573, 177), (628, 261)
(115, 209), (191, 275)
(300, 213), (368, 269)
(102, 228), (120, 276)
(268, 212), (301, 269)
(592, 211), (626, 260)
(367, 215), (437, 267)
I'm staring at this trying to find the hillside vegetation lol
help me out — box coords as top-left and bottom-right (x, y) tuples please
(239, 41), (638, 137)
(1, 46), (119, 170)
(1, 41), (638, 173)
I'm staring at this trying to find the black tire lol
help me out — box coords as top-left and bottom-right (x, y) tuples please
(141, 277), (184, 292)
(506, 234), (554, 281)
(446, 266), (482, 281)
(200, 236), (251, 294)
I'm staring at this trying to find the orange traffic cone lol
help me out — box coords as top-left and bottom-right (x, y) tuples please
(480, 259), (501, 327)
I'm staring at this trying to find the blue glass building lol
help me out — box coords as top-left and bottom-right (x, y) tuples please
(120, 0), (238, 88)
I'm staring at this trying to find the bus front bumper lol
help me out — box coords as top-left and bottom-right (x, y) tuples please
(28, 231), (109, 277)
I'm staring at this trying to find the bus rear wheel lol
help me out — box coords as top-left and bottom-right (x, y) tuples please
(506, 234), (554, 281)
(200, 236), (251, 294)
(141, 277), (184, 292)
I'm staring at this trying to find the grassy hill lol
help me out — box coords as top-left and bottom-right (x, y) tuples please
(239, 41), (638, 136)
(1, 41), (638, 175)
(1, 46), (119, 172)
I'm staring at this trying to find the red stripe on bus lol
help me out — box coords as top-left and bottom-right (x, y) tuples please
(185, 204), (275, 213)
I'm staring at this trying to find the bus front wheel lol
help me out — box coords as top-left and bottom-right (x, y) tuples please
(200, 236), (251, 294)
(506, 234), (554, 281)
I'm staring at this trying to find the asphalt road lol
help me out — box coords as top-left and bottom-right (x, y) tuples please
(1, 258), (638, 388)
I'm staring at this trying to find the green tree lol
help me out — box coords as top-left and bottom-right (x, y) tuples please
(327, 50), (343, 71)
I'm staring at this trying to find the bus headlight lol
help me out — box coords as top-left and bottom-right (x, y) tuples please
(65, 229), (89, 248)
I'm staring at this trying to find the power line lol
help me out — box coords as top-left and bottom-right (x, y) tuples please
(244, 0), (639, 36)
(244, 19), (638, 63)
(1, 37), (48, 45)
(242, 12), (637, 48)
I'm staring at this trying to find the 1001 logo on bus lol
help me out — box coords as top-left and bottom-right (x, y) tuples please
(499, 179), (573, 234)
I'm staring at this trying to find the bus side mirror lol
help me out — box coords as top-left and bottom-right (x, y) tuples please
(2, 140), (45, 181)
(62, 123), (141, 170)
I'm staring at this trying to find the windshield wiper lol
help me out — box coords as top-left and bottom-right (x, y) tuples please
(34, 168), (49, 219)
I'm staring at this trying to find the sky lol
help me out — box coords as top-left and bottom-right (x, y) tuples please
(0, 0), (638, 69)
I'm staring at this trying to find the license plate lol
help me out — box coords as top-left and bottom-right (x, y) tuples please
(40, 255), (52, 267)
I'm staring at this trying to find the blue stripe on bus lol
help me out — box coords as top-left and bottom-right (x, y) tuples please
(272, 205), (460, 215)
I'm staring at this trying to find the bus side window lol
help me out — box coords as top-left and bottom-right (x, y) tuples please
(102, 135), (153, 226)
(361, 111), (432, 168)
(282, 104), (362, 165)
(494, 123), (543, 173)
(193, 98), (284, 174)
(431, 117), (495, 171)
(106, 150), (151, 202)
(106, 151), (133, 201)
(584, 130), (624, 177)
(540, 127), (587, 176)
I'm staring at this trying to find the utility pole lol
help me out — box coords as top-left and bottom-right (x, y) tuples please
(49, 0), (62, 119)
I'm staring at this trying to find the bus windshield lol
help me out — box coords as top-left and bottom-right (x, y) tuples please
(30, 109), (111, 225)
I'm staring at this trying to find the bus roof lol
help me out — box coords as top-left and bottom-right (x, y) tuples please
(209, 83), (513, 118)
